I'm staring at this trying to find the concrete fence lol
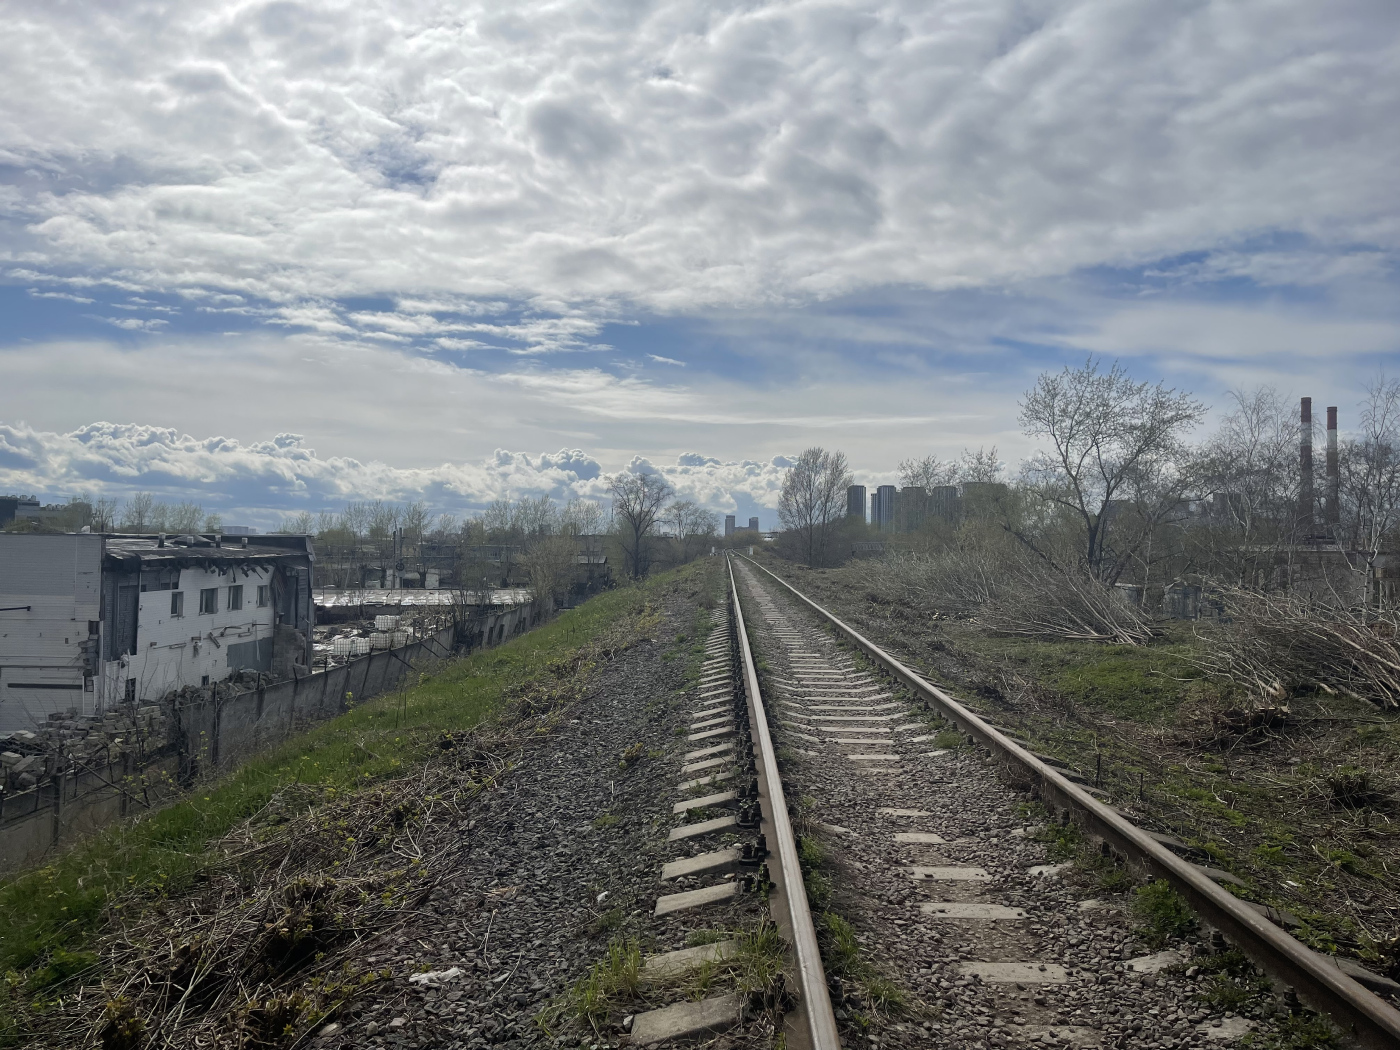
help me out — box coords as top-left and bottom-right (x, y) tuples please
(0, 597), (540, 872)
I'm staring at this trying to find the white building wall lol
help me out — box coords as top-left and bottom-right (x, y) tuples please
(0, 534), (103, 733)
(107, 564), (278, 703)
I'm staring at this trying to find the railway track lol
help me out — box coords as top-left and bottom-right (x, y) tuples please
(653, 554), (1400, 1050)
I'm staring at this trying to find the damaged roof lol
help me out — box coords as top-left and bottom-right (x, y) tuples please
(103, 534), (314, 570)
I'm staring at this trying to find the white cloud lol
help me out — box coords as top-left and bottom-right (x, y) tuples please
(0, 420), (793, 527)
(92, 316), (170, 331)
(0, 0), (1394, 317)
(1063, 303), (1400, 364)
(27, 288), (94, 304)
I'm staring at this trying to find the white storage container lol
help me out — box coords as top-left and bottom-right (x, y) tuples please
(331, 637), (355, 657)
(374, 615), (401, 631)
(351, 637), (372, 656)
(391, 630), (409, 647)
(370, 632), (392, 650)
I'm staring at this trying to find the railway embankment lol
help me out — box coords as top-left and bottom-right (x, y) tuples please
(1, 561), (748, 1049)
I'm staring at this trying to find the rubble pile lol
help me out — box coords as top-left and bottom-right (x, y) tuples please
(164, 668), (279, 708)
(0, 704), (169, 793)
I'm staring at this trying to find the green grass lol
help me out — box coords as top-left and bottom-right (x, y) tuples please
(1249, 1013), (1339, 1050)
(971, 628), (1208, 723)
(542, 937), (641, 1035)
(1133, 879), (1198, 947)
(0, 566), (703, 984)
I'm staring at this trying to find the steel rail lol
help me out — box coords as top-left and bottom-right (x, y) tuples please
(737, 555), (1400, 1050)
(726, 555), (841, 1050)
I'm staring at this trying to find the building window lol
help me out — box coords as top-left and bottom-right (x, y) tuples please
(256, 585), (269, 607)
(199, 588), (218, 614)
(170, 591), (184, 617)
(228, 585), (243, 611)
(201, 675), (210, 687)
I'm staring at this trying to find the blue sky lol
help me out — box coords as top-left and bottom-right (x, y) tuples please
(2, 0), (1398, 530)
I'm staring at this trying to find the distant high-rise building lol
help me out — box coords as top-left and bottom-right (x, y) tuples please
(930, 485), (961, 523)
(724, 514), (736, 537)
(846, 485), (867, 522)
(872, 485), (897, 530)
(748, 517), (759, 532)
(897, 487), (927, 532)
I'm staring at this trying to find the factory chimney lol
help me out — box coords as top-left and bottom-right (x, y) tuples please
(1299, 397), (1314, 535)
(1326, 406), (1340, 530)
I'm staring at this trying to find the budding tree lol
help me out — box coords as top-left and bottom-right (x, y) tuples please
(778, 447), (852, 567)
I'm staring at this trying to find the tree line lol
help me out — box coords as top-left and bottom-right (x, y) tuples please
(775, 358), (1400, 605)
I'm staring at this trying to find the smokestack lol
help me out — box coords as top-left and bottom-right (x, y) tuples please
(1299, 397), (1314, 534)
(1326, 406), (1339, 529)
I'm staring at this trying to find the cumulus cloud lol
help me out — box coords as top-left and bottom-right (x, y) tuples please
(0, 0), (1394, 322)
(0, 421), (793, 527)
(92, 316), (169, 331)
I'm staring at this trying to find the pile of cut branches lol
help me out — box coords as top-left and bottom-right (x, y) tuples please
(976, 555), (1155, 646)
(1200, 588), (1400, 709)
(860, 547), (1001, 618)
(862, 545), (1153, 645)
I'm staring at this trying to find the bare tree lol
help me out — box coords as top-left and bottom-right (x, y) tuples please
(92, 496), (118, 532)
(169, 501), (205, 533)
(481, 497), (516, 541)
(515, 495), (558, 540)
(609, 472), (673, 578)
(340, 501), (371, 541)
(367, 500), (400, 543)
(1194, 386), (1300, 585)
(561, 497), (605, 539)
(524, 533), (579, 612)
(778, 447), (852, 567)
(959, 446), (1004, 483)
(401, 501), (430, 544)
(899, 447), (1001, 490)
(281, 511), (315, 534)
(1340, 375), (1400, 608)
(899, 455), (959, 490)
(120, 492), (155, 532)
(667, 500), (720, 562)
(1019, 357), (1205, 584)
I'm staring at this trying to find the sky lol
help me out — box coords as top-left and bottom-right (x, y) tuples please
(2, 0), (1398, 530)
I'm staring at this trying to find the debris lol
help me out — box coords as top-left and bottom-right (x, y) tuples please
(409, 967), (464, 987)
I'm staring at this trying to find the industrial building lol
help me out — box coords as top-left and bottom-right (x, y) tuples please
(0, 533), (314, 733)
(0, 496), (76, 529)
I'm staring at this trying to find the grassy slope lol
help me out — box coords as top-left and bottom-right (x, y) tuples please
(754, 553), (1400, 972)
(0, 565), (708, 983)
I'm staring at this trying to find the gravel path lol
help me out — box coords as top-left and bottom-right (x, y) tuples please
(734, 560), (1283, 1050)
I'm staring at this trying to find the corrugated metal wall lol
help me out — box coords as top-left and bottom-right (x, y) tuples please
(0, 534), (103, 732)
